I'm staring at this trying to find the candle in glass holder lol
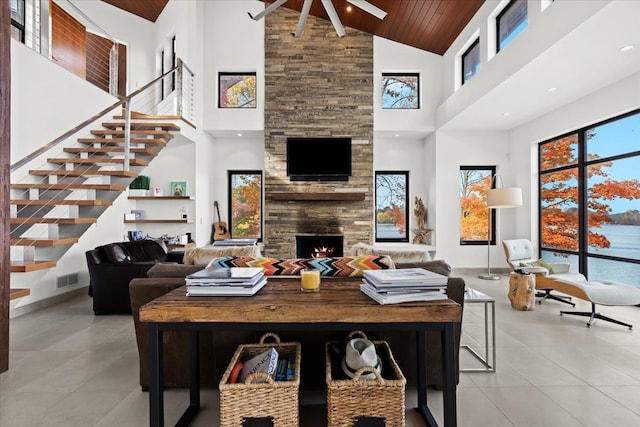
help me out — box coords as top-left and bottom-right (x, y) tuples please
(300, 268), (320, 292)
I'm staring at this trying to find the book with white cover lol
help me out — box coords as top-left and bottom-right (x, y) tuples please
(360, 283), (447, 305)
(186, 267), (264, 284)
(363, 268), (448, 286)
(186, 277), (267, 296)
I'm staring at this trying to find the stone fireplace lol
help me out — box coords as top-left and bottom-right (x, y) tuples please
(296, 235), (344, 259)
(263, 8), (374, 258)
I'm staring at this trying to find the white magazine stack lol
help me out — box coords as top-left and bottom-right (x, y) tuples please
(186, 267), (266, 296)
(360, 268), (448, 304)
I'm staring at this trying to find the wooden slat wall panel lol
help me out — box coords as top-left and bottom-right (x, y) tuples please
(1, 0), (10, 374)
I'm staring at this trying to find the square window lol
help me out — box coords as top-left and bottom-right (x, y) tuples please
(381, 73), (419, 109)
(219, 72), (257, 108)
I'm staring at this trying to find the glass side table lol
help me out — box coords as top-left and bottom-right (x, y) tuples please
(461, 287), (496, 372)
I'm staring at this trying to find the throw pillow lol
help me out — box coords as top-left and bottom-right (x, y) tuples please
(520, 258), (554, 274)
(183, 245), (262, 265)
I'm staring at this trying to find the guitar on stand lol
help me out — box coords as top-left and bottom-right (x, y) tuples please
(211, 201), (231, 242)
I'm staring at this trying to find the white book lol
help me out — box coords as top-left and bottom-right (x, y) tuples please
(360, 283), (447, 305)
(363, 268), (448, 286)
(365, 278), (447, 293)
(186, 267), (263, 284)
(186, 277), (267, 296)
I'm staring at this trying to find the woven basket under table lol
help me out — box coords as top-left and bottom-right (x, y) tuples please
(219, 333), (301, 427)
(326, 340), (406, 427)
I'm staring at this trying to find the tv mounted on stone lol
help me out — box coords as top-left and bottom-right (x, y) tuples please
(286, 137), (351, 182)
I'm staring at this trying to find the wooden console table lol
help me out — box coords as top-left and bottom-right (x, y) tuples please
(140, 279), (462, 427)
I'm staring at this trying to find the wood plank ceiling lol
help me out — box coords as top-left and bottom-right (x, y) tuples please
(101, 0), (485, 56)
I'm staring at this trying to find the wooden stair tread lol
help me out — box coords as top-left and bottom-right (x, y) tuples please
(10, 288), (31, 299)
(10, 237), (78, 246)
(28, 169), (138, 177)
(77, 137), (168, 146)
(11, 183), (127, 191)
(90, 129), (174, 138)
(10, 260), (57, 272)
(11, 199), (112, 206)
(10, 217), (97, 225)
(47, 157), (149, 166)
(64, 147), (159, 156)
(101, 121), (180, 131)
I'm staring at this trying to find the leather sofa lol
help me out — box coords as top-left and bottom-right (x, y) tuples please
(129, 259), (464, 390)
(85, 239), (169, 315)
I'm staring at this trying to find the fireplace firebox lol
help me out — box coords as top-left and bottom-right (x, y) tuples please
(296, 235), (344, 258)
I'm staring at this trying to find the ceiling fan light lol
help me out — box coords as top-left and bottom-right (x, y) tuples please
(346, 0), (388, 20)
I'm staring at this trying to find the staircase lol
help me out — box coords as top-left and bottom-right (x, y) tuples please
(10, 119), (181, 274)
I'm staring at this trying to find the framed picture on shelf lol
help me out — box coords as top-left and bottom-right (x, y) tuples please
(170, 181), (187, 197)
(130, 210), (145, 220)
(153, 186), (163, 197)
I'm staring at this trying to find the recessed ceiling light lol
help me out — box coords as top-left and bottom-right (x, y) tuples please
(394, 134), (400, 137)
(620, 44), (635, 52)
(237, 133), (243, 137)
(547, 87), (558, 92)
(346, 5), (353, 12)
(503, 112), (511, 117)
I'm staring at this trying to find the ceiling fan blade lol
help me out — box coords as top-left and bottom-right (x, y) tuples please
(320, 0), (345, 37)
(248, 0), (288, 21)
(346, 0), (387, 20)
(293, 0), (313, 37)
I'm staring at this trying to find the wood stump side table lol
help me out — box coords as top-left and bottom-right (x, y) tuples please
(508, 272), (536, 311)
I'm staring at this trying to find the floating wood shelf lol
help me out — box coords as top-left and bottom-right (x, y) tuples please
(269, 192), (366, 201)
(124, 219), (195, 224)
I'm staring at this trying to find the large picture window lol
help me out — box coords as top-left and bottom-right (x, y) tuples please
(460, 166), (496, 245)
(228, 171), (262, 240)
(381, 73), (419, 109)
(375, 172), (409, 242)
(539, 110), (640, 287)
(219, 72), (257, 108)
(497, 0), (528, 52)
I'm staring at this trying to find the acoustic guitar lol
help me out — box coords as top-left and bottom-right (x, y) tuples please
(212, 201), (231, 241)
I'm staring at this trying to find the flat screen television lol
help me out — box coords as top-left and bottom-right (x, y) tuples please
(286, 137), (351, 181)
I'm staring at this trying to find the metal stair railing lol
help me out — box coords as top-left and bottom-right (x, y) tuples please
(9, 59), (195, 266)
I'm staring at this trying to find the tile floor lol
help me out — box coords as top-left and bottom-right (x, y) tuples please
(2, 273), (640, 426)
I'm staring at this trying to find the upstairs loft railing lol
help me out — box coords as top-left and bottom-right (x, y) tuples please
(9, 58), (195, 261)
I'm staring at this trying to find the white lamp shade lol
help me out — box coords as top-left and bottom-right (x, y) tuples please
(487, 187), (522, 208)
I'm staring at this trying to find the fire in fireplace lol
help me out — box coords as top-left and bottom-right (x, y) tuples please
(296, 235), (344, 258)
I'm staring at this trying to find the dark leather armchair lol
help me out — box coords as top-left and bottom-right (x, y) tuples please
(85, 240), (168, 315)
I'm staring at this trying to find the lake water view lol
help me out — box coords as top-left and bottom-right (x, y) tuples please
(546, 224), (640, 287)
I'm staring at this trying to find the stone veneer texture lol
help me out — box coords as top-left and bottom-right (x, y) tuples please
(264, 8), (374, 258)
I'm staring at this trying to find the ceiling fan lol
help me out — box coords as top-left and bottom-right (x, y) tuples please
(248, 0), (387, 38)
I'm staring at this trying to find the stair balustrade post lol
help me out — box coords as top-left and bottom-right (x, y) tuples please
(124, 99), (131, 172)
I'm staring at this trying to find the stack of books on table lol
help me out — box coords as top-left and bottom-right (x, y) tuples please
(185, 267), (266, 296)
(360, 268), (448, 305)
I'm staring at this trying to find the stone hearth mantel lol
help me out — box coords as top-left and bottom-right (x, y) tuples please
(269, 192), (366, 201)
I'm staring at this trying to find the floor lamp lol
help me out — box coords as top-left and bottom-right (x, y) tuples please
(479, 176), (523, 280)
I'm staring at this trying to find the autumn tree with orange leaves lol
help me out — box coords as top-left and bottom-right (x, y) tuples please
(376, 173), (407, 238)
(540, 134), (640, 251)
(460, 170), (492, 241)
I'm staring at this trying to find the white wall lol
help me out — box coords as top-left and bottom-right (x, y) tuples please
(10, 41), (117, 164)
(433, 130), (521, 268)
(373, 37), (442, 133)
(202, 1), (265, 132)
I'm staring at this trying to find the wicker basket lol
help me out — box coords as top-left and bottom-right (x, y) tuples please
(326, 332), (406, 427)
(219, 333), (301, 427)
